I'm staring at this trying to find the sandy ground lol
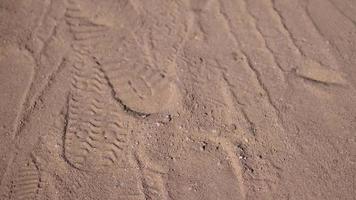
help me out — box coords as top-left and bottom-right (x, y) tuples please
(0, 0), (355, 199)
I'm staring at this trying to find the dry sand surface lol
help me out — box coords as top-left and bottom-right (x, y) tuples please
(0, 0), (355, 199)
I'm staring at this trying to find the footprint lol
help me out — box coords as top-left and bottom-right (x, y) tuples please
(64, 56), (136, 172)
(133, 150), (170, 200)
(8, 157), (41, 200)
(64, 0), (185, 114)
(63, 2), (181, 198)
(64, 5), (135, 171)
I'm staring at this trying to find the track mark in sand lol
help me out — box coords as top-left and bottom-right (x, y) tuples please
(184, 59), (233, 125)
(99, 55), (176, 115)
(216, 0), (285, 124)
(64, 3), (172, 197)
(65, 57), (133, 172)
(134, 152), (169, 200)
(187, 132), (246, 199)
(64, 0), (181, 114)
(140, 169), (167, 200)
(296, 60), (347, 85)
(65, 4), (134, 170)
(9, 157), (41, 200)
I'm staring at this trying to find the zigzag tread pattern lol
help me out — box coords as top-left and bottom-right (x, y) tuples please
(64, 1), (175, 114)
(64, 1), (132, 171)
(65, 54), (132, 171)
(9, 158), (41, 200)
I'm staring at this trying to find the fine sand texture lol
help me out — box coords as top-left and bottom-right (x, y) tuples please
(0, 0), (355, 199)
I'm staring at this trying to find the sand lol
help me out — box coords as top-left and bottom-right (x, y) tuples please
(0, 0), (355, 199)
